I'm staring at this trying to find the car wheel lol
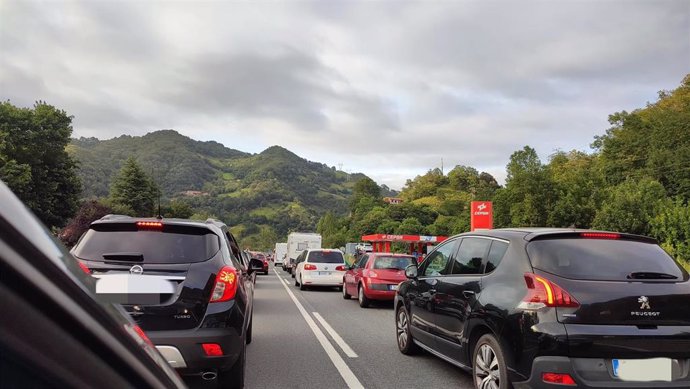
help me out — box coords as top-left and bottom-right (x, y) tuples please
(218, 339), (246, 388)
(396, 305), (419, 355)
(294, 275), (300, 287)
(264, 271), (269, 275)
(342, 283), (351, 299)
(299, 274), (307, 291)
(473, 334), (509, 389)
(358, 285), (370, 308)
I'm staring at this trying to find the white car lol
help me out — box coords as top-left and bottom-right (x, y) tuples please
(294, 249), (347, 290)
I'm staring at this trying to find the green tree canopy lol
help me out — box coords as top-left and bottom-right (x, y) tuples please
(0, 101), (81, 228)
(109, 156), (160, 217)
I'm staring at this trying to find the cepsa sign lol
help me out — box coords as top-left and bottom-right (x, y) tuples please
(470, 201), (493, 231)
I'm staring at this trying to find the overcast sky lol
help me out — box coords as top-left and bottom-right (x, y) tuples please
(2, 0), (688, 189)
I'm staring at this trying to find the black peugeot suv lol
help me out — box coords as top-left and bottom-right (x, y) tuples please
(72, 215), (260, 388)
(395, 228), (690, 389)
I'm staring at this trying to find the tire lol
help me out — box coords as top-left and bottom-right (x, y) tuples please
(358, 285), (370, 308)
(263, 271), (269, 275)
(218, 339), (246, 388)
(294, 276), (300, 287)
(299, 273), (307, 291)
(342, 283), (351, 299)
(472, 334), (510, 389)
(395, 305), (419, 355)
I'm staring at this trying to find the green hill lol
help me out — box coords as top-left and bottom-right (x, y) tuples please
(68, 130), (389, 244)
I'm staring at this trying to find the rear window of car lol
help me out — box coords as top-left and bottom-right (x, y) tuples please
(307, 251), (344, 263)
(73, 227), (220, 264)
(373, 256), (415, 270)
(527, 239), (684, 281)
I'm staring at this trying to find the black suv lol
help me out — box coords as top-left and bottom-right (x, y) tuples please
(72, 216), (260, 388)
(395, 228), (690, 389)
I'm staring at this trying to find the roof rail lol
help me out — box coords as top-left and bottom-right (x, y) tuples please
(99, 214), (132, 221)
(205, 218), (223, 225)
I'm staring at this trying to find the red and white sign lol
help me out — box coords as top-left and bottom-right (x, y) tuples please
(471, 201), (493, 231)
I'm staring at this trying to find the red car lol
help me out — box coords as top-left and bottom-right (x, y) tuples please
(342, 253), (417, 308)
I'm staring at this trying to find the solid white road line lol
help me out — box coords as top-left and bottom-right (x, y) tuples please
(312, 312), (358, 358)
(273, 269), (364, 389)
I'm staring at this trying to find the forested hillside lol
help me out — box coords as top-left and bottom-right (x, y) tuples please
(67, 130), (385, 247)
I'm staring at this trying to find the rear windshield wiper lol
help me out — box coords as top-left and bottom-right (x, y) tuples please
(627, 272), (678, 280)
(102, 252), (144, 262)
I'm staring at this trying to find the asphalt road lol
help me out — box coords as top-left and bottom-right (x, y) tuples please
(245, 266), (473, 389)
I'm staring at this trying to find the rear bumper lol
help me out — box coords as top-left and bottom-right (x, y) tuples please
(302, 271), (344, 286)
(363, 284), (398, 300)
(148, 326), (242, 376)
(513, 356), (690, 389)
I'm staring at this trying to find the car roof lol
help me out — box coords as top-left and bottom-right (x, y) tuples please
(368, 252), (414, 257)
(91, 215), (227, 229)
(455, 228), (656, 243)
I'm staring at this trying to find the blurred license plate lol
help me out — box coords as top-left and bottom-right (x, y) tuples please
(612, 358), (672, 382)
(389, 284), (399, 291)
(318, 271), (331, 276)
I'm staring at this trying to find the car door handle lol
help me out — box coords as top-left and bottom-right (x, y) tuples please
(463, 291), (476, 298)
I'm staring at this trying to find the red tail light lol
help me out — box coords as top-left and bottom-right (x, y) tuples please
(520, 273), (579, 309)
(77, 261), (91, 275)
(335, 265), (346, 271)
(202, 343), (224, 356)
(137, 221), (163, 230)
(581, 232), (619, 239)
(210, 266), (238, 302)
(542, 372), (576, 385)
(304, 264), (317, 270)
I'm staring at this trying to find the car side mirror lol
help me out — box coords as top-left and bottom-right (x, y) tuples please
(405, 264), (418, 279)
(249, 258), (263, 273)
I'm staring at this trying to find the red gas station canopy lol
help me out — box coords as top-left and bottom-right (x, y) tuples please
(361, 234), (448, 254)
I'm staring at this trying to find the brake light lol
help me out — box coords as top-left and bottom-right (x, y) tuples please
(77, 261), (91, 275)
(210, 266), (238, 302)
(520, 273), (579, 309)
(304, 264), (317, 270)
(202, 343), (224, 356)
(542, 372), (576, 385)
(137, 221), (163, 230)
(580, 232), (619, 239)
(335, 265), (346, 271)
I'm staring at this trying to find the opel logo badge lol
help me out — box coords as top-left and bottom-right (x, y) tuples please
(130, 265), (144, 275)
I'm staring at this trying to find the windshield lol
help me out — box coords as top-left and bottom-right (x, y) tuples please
(307, 251), (344, 263)
(74, 229), (220, 264)
(527, 239), (685, 281)
(373, 256), (415, 270)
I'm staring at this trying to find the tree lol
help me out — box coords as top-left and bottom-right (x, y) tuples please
(502, 146), (555, 227)
(591, 178), (667, 236)
(651, 197), (690, 269)
(109, 156), (160, 216)
(0, 101), (81, 228)
(547, 150), (603, 228)
(58, 200), (112, 247)
(396, 217), (425, 235)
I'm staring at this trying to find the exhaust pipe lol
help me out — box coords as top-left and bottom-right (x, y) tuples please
(201, 371), (217, 381)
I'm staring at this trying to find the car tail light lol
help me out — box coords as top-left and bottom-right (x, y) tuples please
(304, 264), (317, 270)
(519, 273), (579, 310)
(137, 221), (163, 230)
(580, 232), (619, 239)
(124, 323), (155, 348)
(542, 373), (576, 386)
(77, 262), (91, 275)
(210, 266), (238, 302)
(335, 265), (346, 271)
(202, 343), (224, 356)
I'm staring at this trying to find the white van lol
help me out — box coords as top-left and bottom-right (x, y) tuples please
(274, 242), (288, 267)
(286, 232), (322, 275)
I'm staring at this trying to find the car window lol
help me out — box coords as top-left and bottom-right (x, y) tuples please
(527, 239), (684, 281)
(373, 256), (415, 270)
(73, 227), (220, 264)
(485, 241), (509, 273)
(422, 239), (457, 277)
(357, 255), (369, 268)
(308, 250), (344, 264)
(451, 238), (491, 275)
(224, 231), (243, 268)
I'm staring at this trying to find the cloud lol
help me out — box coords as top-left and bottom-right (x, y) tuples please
(1, 0), (688, 189)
